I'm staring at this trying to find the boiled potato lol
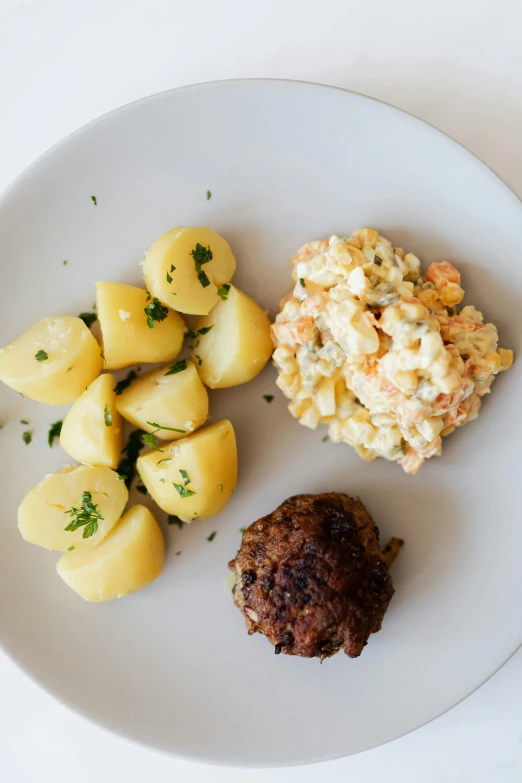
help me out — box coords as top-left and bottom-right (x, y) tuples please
(56, 505), (164, 602)
(18, 465), (128, 551)
(115, 360), (208, 439)
(0, 316), (102, 404)
(96, 282), (185, 369)
(193, 285), (273, 388)
(137, 420), (237, 520)
(143, 227), (236, 315)
(60, 374), (123, 469)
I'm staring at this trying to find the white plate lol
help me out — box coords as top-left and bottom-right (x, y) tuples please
(0, 80), (521, 767)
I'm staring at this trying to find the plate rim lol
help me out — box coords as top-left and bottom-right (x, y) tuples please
(1, 77), (521, 767)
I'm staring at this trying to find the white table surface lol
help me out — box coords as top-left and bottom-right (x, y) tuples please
(1, 1), (521, 780)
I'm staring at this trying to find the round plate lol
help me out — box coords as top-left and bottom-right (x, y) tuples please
(0, 80), (521, 767)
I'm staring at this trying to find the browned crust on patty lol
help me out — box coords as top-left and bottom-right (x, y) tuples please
(229, 493), (394, 660)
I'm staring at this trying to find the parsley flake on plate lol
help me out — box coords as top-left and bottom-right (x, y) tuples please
(91, 195), (97, 206)
(144, 297), (169, 329)
(79, 312), (97, 328)
(22, 431), (32, 445)
(207, 531), (217, 542)
(64, 490), (103, 539)
(165, 360), (187, 376)
(217, 283), (230, 300)
(263, 394), (274, 403)
(117, 429), (145, 488)
(206, 190), (212, 200)
(114, 370), (137, 395)
(167, 516), (183, 528)
(48, 420), (63, 447)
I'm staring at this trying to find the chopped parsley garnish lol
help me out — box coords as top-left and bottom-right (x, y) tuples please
(263, 395), (274, 403)
(156, 457), (171, 465)
(35, 349), (49, 361)
(185, 325), (213, 339)
(206, 190), (212, 200)
(117, 429), (145, 488)
(166, 271), (172, 284)
(136, 483), (147, 495)
(64, 491), (102, 539)
(20, 419), (29, 425)
(146, 290), (151, 301)
(100, 352), (105, 361)
(144, 297), (169, 329)
(179, 469), (190, 486)
(117, 475), (126, 481)
(165, 360), (187, 376)
(48, 420), (63, 447)
(114, 370), (137, 395)
(322, 435), (328, 442)
(299, 278), (305, 287)
(22, 431), (32, 445)
(195, 354), (202, 366)
(67, 546), (75, 552)
(146, 421), (186, 434)
(191, 243), (212, 288)
(217, 283), (230, 300)
(104, 404), (112, 427)
(167, 516), (183, 528)
(217, 483), (224, 492)
(239, 527), (246, 533)
(170, 264), (176, 272)
(91, 195), (97, 206)
(63, 260), (68, 266)
(207, 531), (217, 542)
(79, 312), (97, 328)
(142, 432), (164, 452)
(173, 483), (196, 498)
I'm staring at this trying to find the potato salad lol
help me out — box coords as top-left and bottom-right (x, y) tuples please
(272, 228), (513, 474)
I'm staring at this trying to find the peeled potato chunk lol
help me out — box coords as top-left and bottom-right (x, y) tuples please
(60, 374), (123, 469)
(137, 420), (237, 521)
(96, 282), (185, 369)
(193, 285), (273, 388)
(0, 316), (102, 404)
(115, 360), (208, 439)
(143, 227), (236, 315)
(18, 465), (128, 551)
(56, 505), (165, 602)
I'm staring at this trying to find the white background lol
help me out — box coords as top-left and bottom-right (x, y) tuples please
(1, 0), (522, 780)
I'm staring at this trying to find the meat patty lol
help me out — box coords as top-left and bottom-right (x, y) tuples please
(229, 493), (396, 660)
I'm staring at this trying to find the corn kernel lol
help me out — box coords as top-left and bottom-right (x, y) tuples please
(498, 347), (514, 370)
(440, 282), (465, 306)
